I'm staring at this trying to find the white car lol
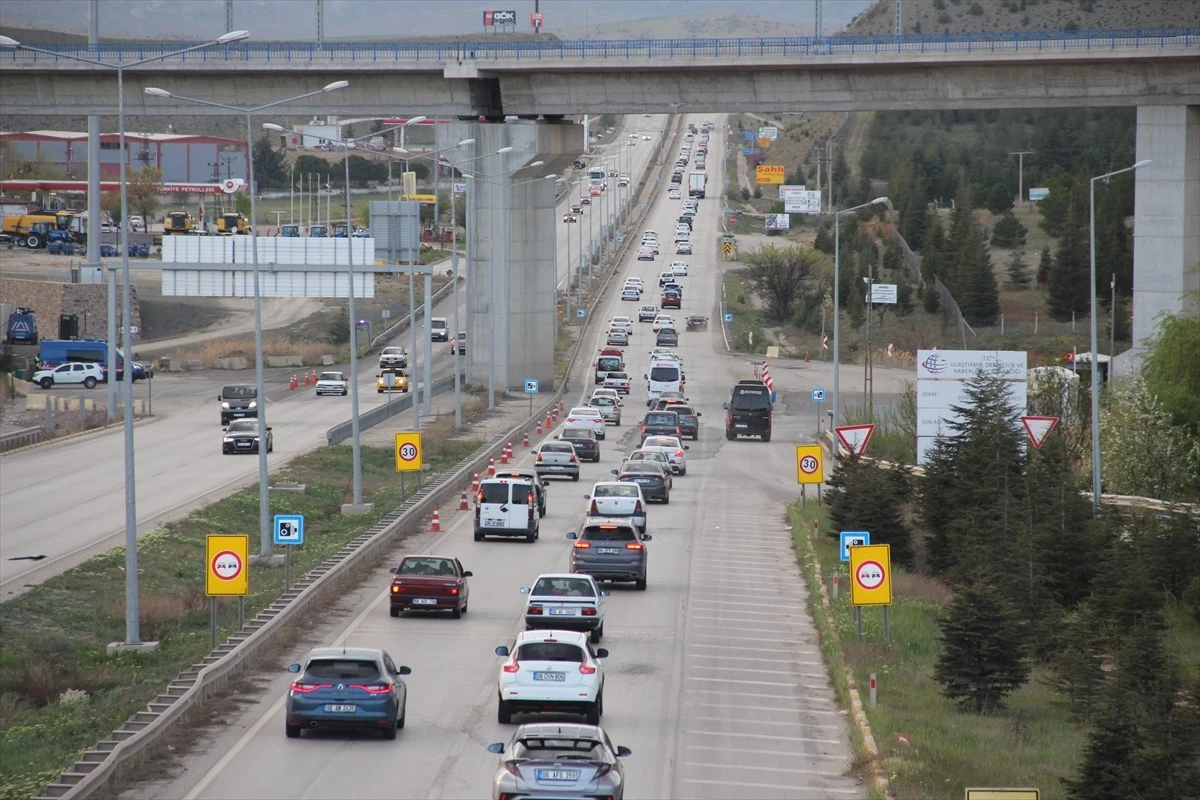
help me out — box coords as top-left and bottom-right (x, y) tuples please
(590, 387), (621, 405)
(32, 361), (104, 390)
(636, 249), (655, 261)
(668, 189), (681, 200)
(565, 406), (607, 439)
(670, 262), (689, 276)
(603, 372), (631, 394)
(625, 277), (644, 288)
(589, 394), (622, 426)
(521, 573), (609, 640)
(495, 629), (607, 724)
(648, 348), (682, 364)
(609, 316), (633, 334)
(640, 240), (659, 255)
(642, 135), (651, 141)
(676, 242), (693, 255)
(585, 481), (647, 532)
(651, 315), (675, 333)
(620, 287), (640, 301)
(659, 271), (676, 286)
(637, 304), (658, 322)
(315, 371), (349, 396)
(639, 435), (689, 475)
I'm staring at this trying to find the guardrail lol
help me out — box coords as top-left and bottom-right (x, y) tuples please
(5, 28), (1195, 64)
(325, 373), (459, 445)
(0, 425), (47, 453)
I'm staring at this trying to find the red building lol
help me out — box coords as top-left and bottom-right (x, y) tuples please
(0, 130), (248, 183)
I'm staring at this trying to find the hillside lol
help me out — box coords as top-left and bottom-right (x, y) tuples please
(556, 11), (813, 40)
(843, 0), (1199, 36)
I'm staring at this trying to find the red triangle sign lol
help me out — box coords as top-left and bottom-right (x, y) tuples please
(1021, 416), (1059, 449)
(835, 424), (875, 456)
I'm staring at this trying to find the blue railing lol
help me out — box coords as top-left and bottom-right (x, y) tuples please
(2, 27), (1196, 65)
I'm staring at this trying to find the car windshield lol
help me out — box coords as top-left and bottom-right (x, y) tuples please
(623, 463), (665, 476)
(582, 525), (638, 542)
(629, 451), (667, 463)
(226, 420), (258, 432)
(597, 357), (622, 371)
(318, 372), (343, 381)
(513, 738), (602, 758)
(732, 387), (772, 410)
(562, 428), (594, 440)
(649, 366), (679, 382)
(646, 413), (678, 426)
(383, 347), (405, 355)
(517, 642), (586, 662)
(643, 437), (678, 448)
(542, 443), (575, 453)
(591, 396), (615, 407)
(480, 483), (511, 504)
(532, 577), (596, 596)
(594, 484), (640, 498)
(398, 558), (456, 576)
(304, 659), (380, 681)
(221, 386), (256, 399)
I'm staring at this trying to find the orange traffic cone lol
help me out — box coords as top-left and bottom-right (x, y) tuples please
(289, 374), (296, 390)
(430, 506), (442, 533)
(487, 457), (496, 477)
(302, 371), (309, 386)
(471, 471), (480, 492)
(536, 419), (543, 435)
(522, 430), (529, 447)
(506, 442), (514, 460)
(459, 488), (469, 511)
(500, 446), (509, 465)
(545, 413), (553, 430)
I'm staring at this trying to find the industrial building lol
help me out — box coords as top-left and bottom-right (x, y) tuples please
(0, 131), (248, 183)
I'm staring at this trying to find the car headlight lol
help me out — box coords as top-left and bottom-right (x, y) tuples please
(221, 402), (231, 409)
(248, 401), (257, 409)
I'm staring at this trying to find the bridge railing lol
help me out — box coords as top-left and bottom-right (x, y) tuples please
(3, 27), (1196, 64)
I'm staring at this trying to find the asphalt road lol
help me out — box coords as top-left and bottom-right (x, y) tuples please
(0, 119), (671, 599)
(142, 114), (862, 800)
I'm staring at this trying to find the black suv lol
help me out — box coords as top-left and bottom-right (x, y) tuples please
(218, 383), (258, 425)
(640, 410), (681, 444)
(557, 426), (601, 463)
(724, 380), (772, 441)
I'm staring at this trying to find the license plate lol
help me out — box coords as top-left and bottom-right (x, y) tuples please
(549, 608), (576, 616)
(324, 704), (356, 713)
(411, 598), (437, 605)
(484, 518), (504, 527)
(597, 548), (621, 555)
(236, 442), (251, 448)
(547, 465), (565, 471)
(635, 477), (652, 483)
(533, 672), (566, 682)
(735, 424), (748, 429)
(537, 769), (581, 782)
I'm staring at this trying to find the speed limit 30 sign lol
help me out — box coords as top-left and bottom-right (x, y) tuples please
(795, 445), (824, 485)
(849, 543), (892, 606)
(394, 432), (423, 473)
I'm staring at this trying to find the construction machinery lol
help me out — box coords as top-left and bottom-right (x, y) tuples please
(309, 224), (329, 238)
(2, 210), (77, 249)
(215, 212), (250, 235)
(163, 210), (196, 235)
(280, 224), (301, 237)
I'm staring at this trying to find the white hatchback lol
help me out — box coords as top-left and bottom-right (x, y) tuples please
(651, 315), (675, 333)
(670, 262), (689, 276)
(639, 435), (689, 475)
(565, 406), (607, 439)
(585, 481), (648, 532)
(495, 629), (607, 725)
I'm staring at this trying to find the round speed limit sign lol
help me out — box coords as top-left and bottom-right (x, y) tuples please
(799, 455), (819, 475)
(855, 560), (885, 591)
(399, 443), (418, 462)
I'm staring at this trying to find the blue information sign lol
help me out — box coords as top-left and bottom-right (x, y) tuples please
(576, 308), (586, 319)
(840, 531), (870, 562)
(274, 514), (305, 546)
(812, 388), (826, 403)
(723, 313), (733, 323)
(524, 379), (539, 394)
(744, 131), (755, 141)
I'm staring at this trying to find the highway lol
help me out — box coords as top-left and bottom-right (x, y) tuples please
(140, 115), (862, 800)
(0, 117), (669, 599)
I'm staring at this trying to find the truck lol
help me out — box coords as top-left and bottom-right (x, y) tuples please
(37, 339), (150, 382)
(280, 224), (301, 237)
(163, 210), (196, 235)
(215, 212), (250, 235)
(2, 210), (77, 249)
(688, 171), (707, 199)
(5, 307), (38, 345)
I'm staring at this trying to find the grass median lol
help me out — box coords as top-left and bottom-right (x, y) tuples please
(789, 500), (1087, 799)
(0, 420), (481, 800)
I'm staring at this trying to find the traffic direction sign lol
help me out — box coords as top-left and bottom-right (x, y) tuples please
(840, 531), (870, 562)
(795, 445), (824, 485)
(273, 514), (304, 545)
(1021, 416), (1059, 449)
(394, 431), (423, 472)
(835, 424), (876, 456)
(206, 534), (249, 597)
(849, 543), (892, 606)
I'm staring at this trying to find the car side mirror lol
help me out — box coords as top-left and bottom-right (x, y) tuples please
(616, 745), (632, 757)
(221, 427), (228, 432)
(565, 531), (577, 539)
(642, 533), (653, 541)
(287, 663), (301, 673)
(601, 589), (611, 596)
(553, 435), (559, 439)
(722, 402), (729, 410)
(519, 586), (531, 594)
(643, 373), (648, 380)
(397, 665), (412, 675)
(486, 743), (505, 754)
(495, 645), (510, 657)
(389, 566), (398, 574)
(541, 481), (550, 488)
(462, 571), (473, 578)
(594, 648), (609, 659)
(584, 494), (591, 500)
(696, 412), (702, 417)
(610, 469), (619, 475)
(683, 445), (690, 450)
(266, 426), (273, 432)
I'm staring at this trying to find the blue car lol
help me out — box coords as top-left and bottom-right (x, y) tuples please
(285, 647), (411, 740)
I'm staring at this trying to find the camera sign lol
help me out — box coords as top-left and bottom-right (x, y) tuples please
(274, 514), (305, 546)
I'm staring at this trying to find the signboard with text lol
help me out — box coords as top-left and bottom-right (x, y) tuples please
(756, 165), (785, 185)
(765, 214), (790, 230)
(917, 350), (1028, 465)
(870, 284), (898, 304)
(483, 9), (517, 26)
(784, 190), (822, 214)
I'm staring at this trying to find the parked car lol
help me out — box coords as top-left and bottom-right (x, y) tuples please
(388, 555), (472, 618)
(285, 647), (410, 739)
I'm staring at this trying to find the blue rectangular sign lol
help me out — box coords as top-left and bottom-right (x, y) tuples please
(274, 514), (305, 545)
(840, 531), (870, 562)
(744, 131), (755, 141)
(524, 379), (539, 394)
(812, 387), (826, 403)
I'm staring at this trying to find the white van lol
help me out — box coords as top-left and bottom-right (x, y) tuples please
(644, 359), (685, 407)
(474, 478), (540, 542)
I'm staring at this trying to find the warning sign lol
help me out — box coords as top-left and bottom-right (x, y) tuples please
(849, 543), (892, 606)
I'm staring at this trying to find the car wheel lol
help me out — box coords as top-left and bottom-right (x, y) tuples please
(382, 719), (397, 740)
(268, 439), (274, 453)
(726, 430), (735, 441)
(83, 377), (97, 389)
(474, 530), (484, 542)
(397, 704), (406, 729)
(39, 377), (52, 389)
(590, 626), (601, 644)
(497, 699), (513, 725)
(585, 698), (601, 725)
(539, 505), (546, 518)
(342, 389), (348, 396)
(662, 493), (670, 505)
(636, 577), (648, 591)
(285, 722), (301, 739)
(680, 468), (687, 476)
(615, 418), (621, 426)
(762, 433), (772, 443)
(571, 474), (580, 482)
(452, 605), (462, 619)
(462, 601), (468, 614)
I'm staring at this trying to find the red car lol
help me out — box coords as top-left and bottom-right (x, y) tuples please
(661, 291), (681, 309)
(389, 555), (472, 618)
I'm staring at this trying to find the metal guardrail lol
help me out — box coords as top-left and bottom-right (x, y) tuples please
(0, 425), (47, 453)
(5, 28), (1196, 64)
(325, 373), (460, 445)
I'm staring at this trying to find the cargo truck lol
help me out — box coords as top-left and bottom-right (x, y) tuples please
(687, 171), (707, 199)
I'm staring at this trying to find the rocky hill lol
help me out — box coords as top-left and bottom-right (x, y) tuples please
(843, 0), (1199, 36)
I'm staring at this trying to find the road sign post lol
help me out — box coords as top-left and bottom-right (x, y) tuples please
(812, 387), (826, 434)
(273, 515), (304, 590)
(395, 431), (422, 499)
(524, 378), (539, 417)
(206, 534), (249, 650)
(1021, 416), (1059, 449)
(795, 444), (824, 507)
(835, 423), (876, 457)
(840, 531), (870, 562)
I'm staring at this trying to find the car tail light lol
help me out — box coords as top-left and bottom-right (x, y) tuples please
(448, 587), (459, 595)
(573, 541), (591, 549)
(634, 500), (643, 513)
(350, 684), (392, 695)
(579, 662), (597, 675)
(527, 605), (543, 615)
(626, 542), (644, 550)
(390, 584), (404, 593)
(582, 607), (597, 616)
(534, 453), (542, 463)
(290, 682), (333, 693)
(675, 449), (684, 458)
(726, 411), (733, 426)
(502, 761), (522, 777)
(676, 427), (682, 435)
(502, 659), (520, 674)
(569, 455), (578, 463)
(476, 491), (485, 503)
(640, 424), (646, 434)
(589, 500), (599, 515)
(594, 764), (613, 778)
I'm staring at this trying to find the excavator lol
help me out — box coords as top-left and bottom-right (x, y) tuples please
(215, 212), (250, 235)
(162, 210), (196, 235)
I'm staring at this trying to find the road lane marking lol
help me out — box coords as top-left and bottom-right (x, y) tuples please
(685, 633), (802, 645)
(687, 664), (828, 678)
(686, 676), (833, 690)
(687, 715), (847, 732)
(685, 702), (845, 717)
(684, 688), (842, 705)
(685, 729), (846, 745)
(683, 760), (849, 778)
(684, 652), (817, 664)
(685, 644), (822, 659)
(687, 597), (799, 608)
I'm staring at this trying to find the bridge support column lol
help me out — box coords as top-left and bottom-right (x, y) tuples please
(1123, 105), (1199, 373)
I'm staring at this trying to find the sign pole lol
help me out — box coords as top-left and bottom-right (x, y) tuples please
(238, 597), (244, 630)
(210, 598), (217, 650)
(856, 606), (863, 641)
(401, 473), (406, 498)
(285, 545), (291, 591)
(883, 606), (890, 642)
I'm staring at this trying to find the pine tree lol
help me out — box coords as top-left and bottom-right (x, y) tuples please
(1006, 249), (1030, 288)
(944, 184), (1000, 326)
(1048, 189), (1092, 321)
(933, 578), (1031, 713)
(1066, 694), (1141, 799)
(1036, 245), (1052, 287)
(827, 456), (914, 567)
(1046, 609), (1107, 723)
(990, 212), (1028, 249)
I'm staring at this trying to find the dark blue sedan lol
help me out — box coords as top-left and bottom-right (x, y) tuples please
(285, 647), (411, 740)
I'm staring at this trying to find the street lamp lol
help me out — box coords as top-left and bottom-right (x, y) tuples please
(832, 196), (888, 468)
(149, 80), (348, 554)
(0, 29), (248, 649)
(1089, 159), (1149, 515)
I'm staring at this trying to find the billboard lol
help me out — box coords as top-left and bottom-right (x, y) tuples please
(916, 350), (1028, 466)
(779, 184), (806, 200)
(756, 165), (785, 184)
(760, 126), (779, 141)
(765, 214), (790, 230)
(784, 190), (822, 214)
(531, 11), (543, 28)
(870, 284), (898, 304)
(1029, 187), (1050, 201)
(483, 9), (516, 26)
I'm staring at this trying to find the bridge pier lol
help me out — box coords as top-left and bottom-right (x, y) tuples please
(1122, 105), (1199, 373)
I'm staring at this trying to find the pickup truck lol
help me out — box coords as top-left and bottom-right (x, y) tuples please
(388, 555), (472, 618)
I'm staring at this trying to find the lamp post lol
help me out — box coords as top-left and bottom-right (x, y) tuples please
(832, 196), (888, 468)
(0, 29), (249, 648)
(1089, 160), (1149, 515)
(148, 80), (348, 553)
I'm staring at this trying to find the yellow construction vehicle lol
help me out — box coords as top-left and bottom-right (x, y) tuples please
(162, 210), (196, 235)
(215, 212), (250, 235)
(2, 210), (76, 248)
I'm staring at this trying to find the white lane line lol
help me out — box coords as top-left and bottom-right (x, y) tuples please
(688, 598), (799, 609)
(685, 643), (822, 658)
(688, 664), (828, 679)
(683, 761), (848, 778)
(685, 729), (845, 745)
(183, 694), (286, 799)
(687, 715), (847, 733)
(686, 702), (844, 717)
(680, 778), (861, 795)
(690, 553), (783, 563)
(687, 676), (832, 690)
(684, 652), (810, 664)
(687, 742), (849, 759)
(688, 606), (807, 618)
(686, 633), (802, 645)
(688, 617), (802, 632)
(685, 688), (842, 706)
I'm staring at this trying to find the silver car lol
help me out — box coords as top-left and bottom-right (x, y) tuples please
(487, 723), (631, 800)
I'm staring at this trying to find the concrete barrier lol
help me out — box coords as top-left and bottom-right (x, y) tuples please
(185, 360), (205, 371)
(266, 355), (303, 368)
(321, 354), (336, 365)
(25, 393), (48, 410)
(214, 357), (249, 370)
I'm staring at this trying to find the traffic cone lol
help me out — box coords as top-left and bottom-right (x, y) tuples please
(430, 506), (442, 533)
(459, 488), (469, 511)
(536, 419), (543, 435)
(302, 371), (309, 386)
(471, 471), (480, 492)
(289, 374), (297, 390)
(500, 446), (509, 465)
(522, 430), (529, 447)
(805, 350), (810, 362)
(487, 457), (496, 477)
(506, 442), (514, 460)
(545, 413), (553, 430)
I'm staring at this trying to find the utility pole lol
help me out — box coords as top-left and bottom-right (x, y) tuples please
(316, 0), (325, 48)
(895, 0), (902, 36)
(1110, 273), (1117, 382)
(226, 0), (233, 32)
(1010, 150), (1033, 208)
(814, 0), (822, 38)
(864, 275), (875, 418)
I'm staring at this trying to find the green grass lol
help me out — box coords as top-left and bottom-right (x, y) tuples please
(789, 501), (1087, 799)
(0, 437), (480, 800)
(722, 271), (770, 355)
